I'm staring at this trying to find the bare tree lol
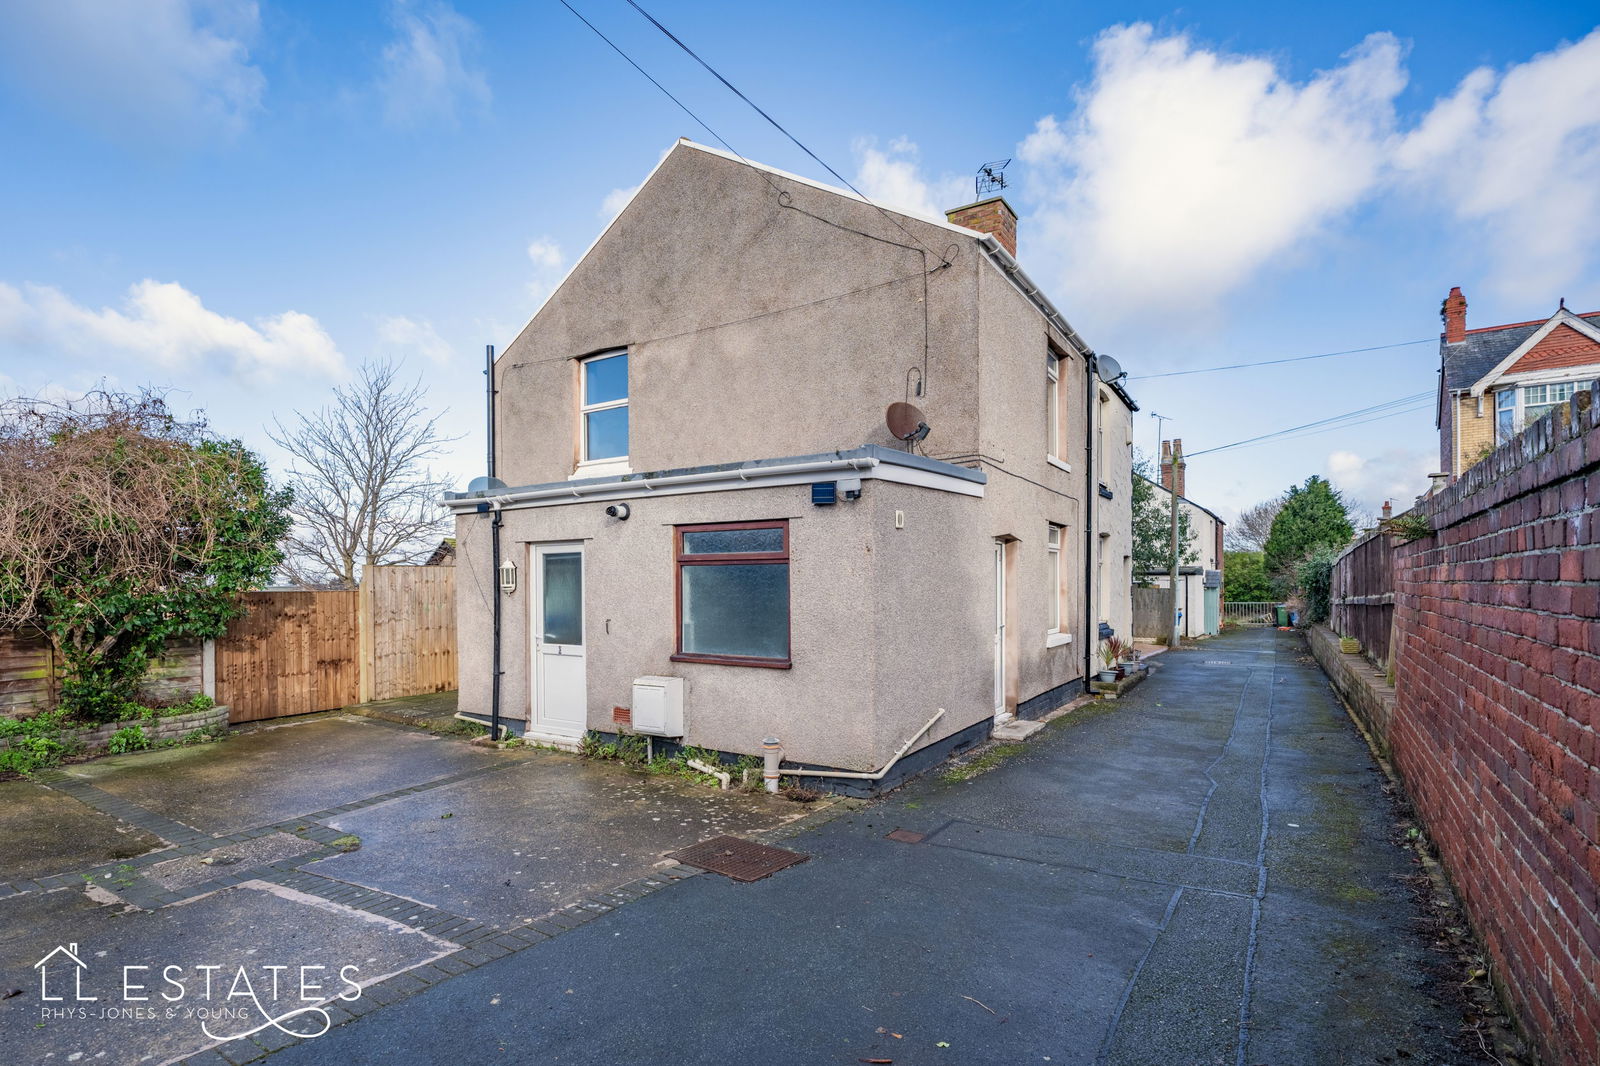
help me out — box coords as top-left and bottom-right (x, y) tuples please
(269, 361), (456, 588)
(1224, 496), (1285, 552)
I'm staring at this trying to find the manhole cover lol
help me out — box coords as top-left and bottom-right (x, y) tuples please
(885, 828), (926, 844)
(669, 835), (809, 882)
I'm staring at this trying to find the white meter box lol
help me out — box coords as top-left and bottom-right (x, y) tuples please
(630, 676), (684, 737)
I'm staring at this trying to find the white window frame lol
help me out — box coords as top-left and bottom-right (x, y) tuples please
(1046, 353), (1060, 462)
(576, 349), (629, 477)
(1494, 378), (1591, 445)
(1046, 523), (1071, 647)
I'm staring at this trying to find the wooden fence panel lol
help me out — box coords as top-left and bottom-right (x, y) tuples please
(367, 565), (457, 701)
(216, 591), (360, 723)
(1132, 587), (1174, 640)
(1331, 531), (1396, 669)
(0, 629), (56, 719)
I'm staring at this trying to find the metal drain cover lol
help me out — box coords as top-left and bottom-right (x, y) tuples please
(669, 835), (810, 882)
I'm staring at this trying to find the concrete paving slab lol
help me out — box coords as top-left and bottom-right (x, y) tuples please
(308, 750), (806, 926)
(0, 778), (165, 883)
(64, 716), (503, 834)
(0, 879), (453, 1066)
(145, 834), (319, 892)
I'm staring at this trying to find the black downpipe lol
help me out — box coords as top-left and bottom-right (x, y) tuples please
(1083, 353), (1097, 694)
(486, 344), (503, 741)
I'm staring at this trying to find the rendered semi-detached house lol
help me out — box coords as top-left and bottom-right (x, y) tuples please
(446, 139), (1137, 791)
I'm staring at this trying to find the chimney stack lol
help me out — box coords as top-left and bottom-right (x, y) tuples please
(1160, 439), (1186, 497)
(946, 196), (1018, 257)
(1442, 286), (1467, 344)
(1381, 500), (1392, 520)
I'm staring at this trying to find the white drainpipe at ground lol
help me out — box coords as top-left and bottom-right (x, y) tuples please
(767, 710), (946, 787)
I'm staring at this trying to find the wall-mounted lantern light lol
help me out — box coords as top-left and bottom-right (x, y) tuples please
(498, 557), (518, 595)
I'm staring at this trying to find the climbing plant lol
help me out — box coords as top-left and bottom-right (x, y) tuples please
(0, 390), (291, 722)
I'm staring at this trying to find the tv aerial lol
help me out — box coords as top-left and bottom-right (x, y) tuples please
(886, 402), (931, 450)
(976, 159), (1010, 199)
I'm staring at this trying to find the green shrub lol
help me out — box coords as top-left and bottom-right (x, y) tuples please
(0, 711), (82, 774)
(107, 724), (150, 754)
(1295, 546), (1342, 625)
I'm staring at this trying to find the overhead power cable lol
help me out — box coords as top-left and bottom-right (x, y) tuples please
(1128, 338), (1435, 381)
(1185, 391), (1432, 458)
(619, 0), (949, 263)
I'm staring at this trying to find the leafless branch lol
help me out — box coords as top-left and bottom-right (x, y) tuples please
(269, 360), (457, 588)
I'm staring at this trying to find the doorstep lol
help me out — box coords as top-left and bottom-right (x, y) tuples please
(991, 718), (1045, 741)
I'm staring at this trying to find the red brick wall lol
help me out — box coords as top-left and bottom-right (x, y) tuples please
(1390, 386), (1600, 1065)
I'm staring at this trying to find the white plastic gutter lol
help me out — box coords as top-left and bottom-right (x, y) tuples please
(446, 456), (879, 513)
(774, 709), (946, 782)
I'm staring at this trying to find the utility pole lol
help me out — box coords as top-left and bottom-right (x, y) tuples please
(1151, 412), (1181, 649)
(1168, 441), (1182, 648)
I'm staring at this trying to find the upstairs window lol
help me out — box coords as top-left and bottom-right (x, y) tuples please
(1495, 380), (1591, 445)
(580, 351), (628, 465)
(1046, 353), (1061, 460)
(673, 521), (791, 668)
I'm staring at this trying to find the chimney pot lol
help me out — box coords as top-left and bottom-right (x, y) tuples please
(946, 196), (1018, 257)
(1172, 439), (1186, 497)
(1442, 286), (1467, 344)
(1381, 500), (1393, 520)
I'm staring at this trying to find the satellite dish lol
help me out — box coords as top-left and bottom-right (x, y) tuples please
(1096, 354), (1125, 382)
(886, 402), (931, 443)
(467, 475), (508, 494)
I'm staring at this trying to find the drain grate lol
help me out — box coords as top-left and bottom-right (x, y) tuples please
(669, 835), (810, 882)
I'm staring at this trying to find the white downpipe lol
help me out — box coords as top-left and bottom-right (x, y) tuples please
(449, 457), (878, 512)
(686, 758), (731, 790)
(776, 710), (946, 782)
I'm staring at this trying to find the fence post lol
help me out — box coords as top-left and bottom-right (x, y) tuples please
(357, 569), (375, 705)
(202, 639), (216, 700)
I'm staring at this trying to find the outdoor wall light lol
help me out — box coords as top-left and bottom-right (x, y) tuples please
(498, 557), (518, 595)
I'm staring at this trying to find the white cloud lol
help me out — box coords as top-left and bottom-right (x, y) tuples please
(0, 280), (346, 381)
(1018, 25), (1406, 322)
(377, 315), (453, 365)
(1011, 24), (1600, 323)
(600, 184), (640, 221)
(1393, 29), (1600, 301)
(526, 238), (563, 271)
(377, 0), (490, 128)
(0, 0), (263, 142)
(1327, 447), (1434, 514)
(852, 137), (968, 218)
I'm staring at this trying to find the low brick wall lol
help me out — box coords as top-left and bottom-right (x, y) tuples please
(1306, 626), (1396, 757)
(0, 706), (229, 753)
(1385, 388), (1600, 1065)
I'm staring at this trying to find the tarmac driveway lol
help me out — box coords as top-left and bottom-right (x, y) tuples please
(0, 712), (807, 1066)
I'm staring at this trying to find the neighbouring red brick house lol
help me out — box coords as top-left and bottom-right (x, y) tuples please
(1436, 286), (1600, 480)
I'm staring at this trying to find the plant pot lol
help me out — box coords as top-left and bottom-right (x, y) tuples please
(1340, 637), (1360, 654)
(1096, 670), (1117, 683)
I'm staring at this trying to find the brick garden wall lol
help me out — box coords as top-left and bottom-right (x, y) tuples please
(1389, 385), (1599, 1065)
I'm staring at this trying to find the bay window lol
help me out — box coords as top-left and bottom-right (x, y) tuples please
(1494, 380), (1591, 445)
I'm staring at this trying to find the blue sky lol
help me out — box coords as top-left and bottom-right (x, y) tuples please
(2, 1), (1597, 524)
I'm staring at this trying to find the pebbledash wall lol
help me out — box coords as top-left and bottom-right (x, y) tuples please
(1385, 384), (1600, 1066)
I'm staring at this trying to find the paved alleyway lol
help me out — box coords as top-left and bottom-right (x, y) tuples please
(271, 628), (1477, 1066)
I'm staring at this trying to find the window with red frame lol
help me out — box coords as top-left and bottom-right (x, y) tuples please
(672, 520), (791, 668)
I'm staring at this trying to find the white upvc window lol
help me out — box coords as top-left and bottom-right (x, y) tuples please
(578, 350), (629, 472)
(1046, 354), (1061, 461)
(1046, 524), (1063, 634)
(1494, 379), (1591, 445)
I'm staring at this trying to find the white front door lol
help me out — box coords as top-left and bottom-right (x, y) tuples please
(993, 539), (1008, 719)
(531, 543), (586, 739)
